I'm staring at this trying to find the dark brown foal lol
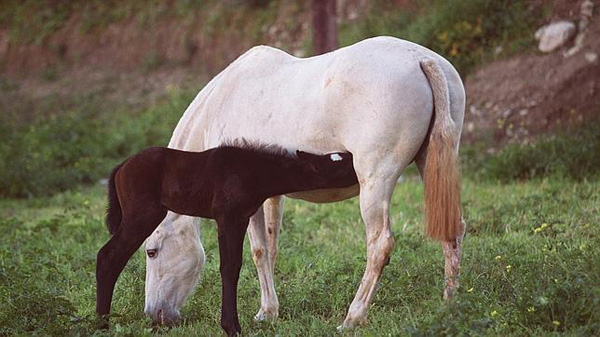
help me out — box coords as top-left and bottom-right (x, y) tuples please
(96, 143), (358, 336)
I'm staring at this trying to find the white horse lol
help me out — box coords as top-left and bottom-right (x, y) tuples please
(143, 36), (466, 329)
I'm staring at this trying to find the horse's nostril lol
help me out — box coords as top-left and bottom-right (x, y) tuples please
(158, 309), (164, 325)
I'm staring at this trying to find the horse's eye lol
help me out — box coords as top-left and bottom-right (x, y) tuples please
(146, 249), (158, 258)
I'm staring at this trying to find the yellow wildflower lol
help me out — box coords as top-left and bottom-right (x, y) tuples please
(534, 223), (549, 234)
(491, 310), (498, 317)
(527, 306), (535, 313)
(495, 255), (502, 260)
(506, 265), (512, 273)
(553, 320), (560, 326)
(450, 43), (459, 56)
(467, 287), (474, 293)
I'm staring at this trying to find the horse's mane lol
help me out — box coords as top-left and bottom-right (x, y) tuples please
(218, 138), (296, 159)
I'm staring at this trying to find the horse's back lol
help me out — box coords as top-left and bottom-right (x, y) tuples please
(172, 36), (464, 158)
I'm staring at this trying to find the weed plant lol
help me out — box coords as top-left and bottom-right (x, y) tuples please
(0, 89), (195, 198)
(462, 124), (600, 181)
(340, 0), (541, 74)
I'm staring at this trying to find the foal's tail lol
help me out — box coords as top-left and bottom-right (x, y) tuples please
(419, 58), (462, 242)
(106, 162), (124, 235)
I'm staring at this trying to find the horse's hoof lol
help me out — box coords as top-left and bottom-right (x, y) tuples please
(337, 324), (353, 332)
(254, 308), (278, 322)
(336, 321), (356, 332)
(254, 312), (268, 321)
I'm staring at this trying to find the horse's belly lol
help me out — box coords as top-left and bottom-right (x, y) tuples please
(286, 185), (359, 203)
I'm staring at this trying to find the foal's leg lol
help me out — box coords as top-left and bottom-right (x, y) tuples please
(247, 205), (279, 321)
(416, 155), (466, 300)
(340, 162), (400, 329)
(217, 216), (250, 336)
(97, 230), (141, 322)
(96, 207), (167, 324)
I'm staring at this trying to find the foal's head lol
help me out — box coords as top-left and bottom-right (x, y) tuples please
(295, 150), (358, 188)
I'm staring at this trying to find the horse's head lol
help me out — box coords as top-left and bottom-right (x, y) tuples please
(144, 214), (205, 326)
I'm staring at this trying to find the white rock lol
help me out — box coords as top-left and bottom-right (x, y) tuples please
(467, 122), (474, 133)
(581, 0), (594, 19)
(585, 52), (598, 63)
(535, 21), (577, 52)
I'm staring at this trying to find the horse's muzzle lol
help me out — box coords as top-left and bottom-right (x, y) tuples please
(145, 306), (181, 327)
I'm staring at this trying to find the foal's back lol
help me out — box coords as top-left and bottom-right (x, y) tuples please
(118, 145), (357, 219)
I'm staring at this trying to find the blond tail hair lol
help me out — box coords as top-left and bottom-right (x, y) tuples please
(419, 58), (462, 242)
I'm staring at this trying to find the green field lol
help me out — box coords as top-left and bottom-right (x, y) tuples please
(1, 173), (598, 336)
(1, 84), (599, 335)
(1, 0), (598, 335)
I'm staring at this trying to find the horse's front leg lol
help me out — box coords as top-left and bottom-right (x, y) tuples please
(247, 196), (283, 321)
(264, 196), (284, 274)
(217, 216), (249, 336)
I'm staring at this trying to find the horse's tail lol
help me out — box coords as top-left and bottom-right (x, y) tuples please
(106, 162), (124, 235)
(419, 58), (462, 242)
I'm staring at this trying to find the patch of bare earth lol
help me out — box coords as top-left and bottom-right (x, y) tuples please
(463, 0), (599, 146)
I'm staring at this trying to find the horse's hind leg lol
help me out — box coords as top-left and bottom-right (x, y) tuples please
(339, 159), (401, 329)
(416, 155), (466, 300)
(441, 219), (465, 300)
(96, 206), (168, 322)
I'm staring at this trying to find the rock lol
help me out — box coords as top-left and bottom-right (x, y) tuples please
(535, 21), (576, 53)
(585, 52), (598, 63)
(581, 0), (594, 21)
(467, 122), (474, 133)
(293, 49), (306, 58)
(494, 45), (504, 56)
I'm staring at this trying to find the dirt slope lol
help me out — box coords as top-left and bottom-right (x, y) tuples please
(1, 0), (597, 145)
(463, 1), (599, 145)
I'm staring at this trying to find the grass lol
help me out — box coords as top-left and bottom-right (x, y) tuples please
(1, 1), (597, 334)
(462, 124), (600, 182)
(1, 175), (598, 335)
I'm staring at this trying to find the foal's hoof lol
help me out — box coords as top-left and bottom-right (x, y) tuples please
(95, 315), (110, 331)
(222, 324), (242, 337)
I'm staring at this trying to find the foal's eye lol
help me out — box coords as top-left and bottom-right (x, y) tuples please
(146, 249), (158, 258)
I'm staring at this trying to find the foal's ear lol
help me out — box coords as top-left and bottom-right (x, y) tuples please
(296, 150), (313, 160)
